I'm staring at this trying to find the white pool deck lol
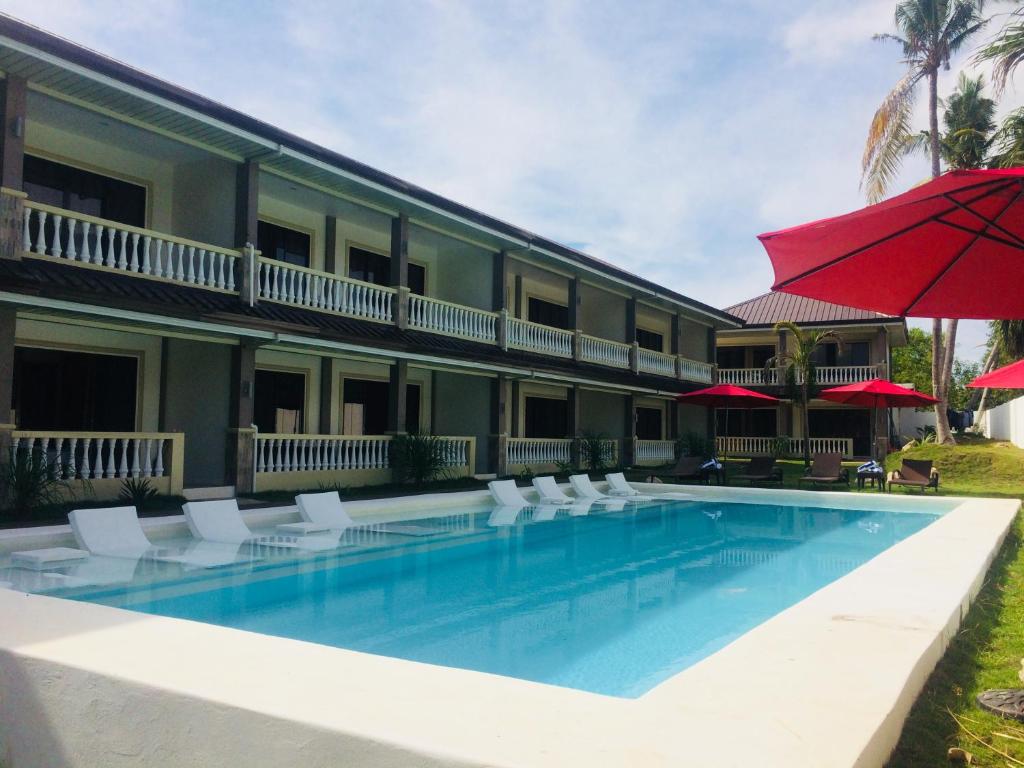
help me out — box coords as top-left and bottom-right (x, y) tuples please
(0, 484), (1017, 768)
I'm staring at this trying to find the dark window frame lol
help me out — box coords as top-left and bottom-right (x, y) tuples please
(635, 328), (664, 352)
(526, 296), (569, 330)
(341, 377), (421, 435)
(347, 245), (426, 295)
(23, 153), (147, 228)
(635, 406), (663, 440)
(523, 395), (569, 439)
(257, 219), (312, 269)
(254, 367), (308, 434)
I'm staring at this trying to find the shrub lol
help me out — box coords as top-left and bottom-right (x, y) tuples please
(770, 435), (792, 459)
(118, 477), (159, 510)
(1, 448), (77, 518)
(390, 434), (450, 488)
(580, 431), (615, 472)
(675, 431), (716, 459)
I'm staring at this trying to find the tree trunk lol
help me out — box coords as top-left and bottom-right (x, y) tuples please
(939, 319), (958, 444)
(802, 382), (811, 467)
(927, 67), (956, 445)
(972, 341), (1000, 429)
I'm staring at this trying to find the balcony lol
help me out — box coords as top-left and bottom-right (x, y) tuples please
(717, 436), (855, 459)
(17, 197), (715, 385)
(717, 365), (883, 387)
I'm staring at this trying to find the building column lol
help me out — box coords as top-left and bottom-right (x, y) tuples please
(568, 384), (581, 466)
(623, 393), (636, 467)
(511, 380), (522, 437)
(0, 307), (16, 461)
(0, 75), (26, 190)
(489, 373), (509, 476)
(669, 400), (680, 440)
(391, 214), (409, 329)
(493, 250), (508, 349)
(235, 159), (260, 306)
(626, 298), (638, 373)
(319, 357), (334, 434)
(387, 359), (408, 435)
(569, 277), (582, 361)
(227, 340), (258, 493)
(324, 216), (339, 274)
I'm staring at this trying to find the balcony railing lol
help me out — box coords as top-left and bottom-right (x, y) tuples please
(635, 439), (675, 465)
(254, 434), (474, 474)
(507, 317), (574, 358)
(409, 294), (498, 343)
(257, 258), (395, 323)
(637, 347), (676, 378)
(16, 197), (716, 384)
(579, 334), (630, 369)
(716, 436), (854, 458)
(717, 365), (881, 387)
(505, 437), (619, 468)
(10, 430), (185, 494)
(23, 201), (243, 292)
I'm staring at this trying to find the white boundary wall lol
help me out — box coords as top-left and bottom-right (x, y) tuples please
(979, 395), (1024, 448)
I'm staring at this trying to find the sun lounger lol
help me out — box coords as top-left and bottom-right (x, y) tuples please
(604, 473), (655, 501)
(656, 456), (717, 484)
(569, 474), (655, 505)
(295, 491), (355, 530)
(728, 457), (783, 485)
(487, 480), (531, 507)
(487, 505), (524, 526)
(797, 452), (850, 486)
(70, 505), (254, 569)
(183, 499), (340, 552)
(887, 459), (940, 492)
(532, 476), (576, 504)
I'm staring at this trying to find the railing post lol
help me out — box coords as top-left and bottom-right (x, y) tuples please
(395, 286), (410, 330)
(675, 355), (683, 380)
(498, 309), (509, 351)
(240, 243), (258, 306)
(168, 433), (185, 495)
(629, 342), (639, 374)
(572, 330), (582, 362)
(0, 188), (25, 261)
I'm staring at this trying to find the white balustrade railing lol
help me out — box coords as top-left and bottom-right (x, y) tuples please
(506, 438), (573, 466)
(10, 431), (182, 485)
(579, 335), (630, 368)
(408, 295), (498, 343)
(507, 318), (573, 357)
(637, 347), (676, 378)
(678, 357), (715, 384)
(257, 259), (394, 323)
(23, 201), (240, 292)
(255, 435), (474, 473)
(806, 365), (880, 385)
(715, 436), (854, 458)
(717, 368), (779, 386)
(635, 439), (676, 464)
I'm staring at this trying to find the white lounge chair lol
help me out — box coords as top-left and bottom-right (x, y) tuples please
(184, 500), (339, 552)
(487, 480), (530, 507)
(295, 491), (354, 530)
(532, 476), (575, 504)
(604, 473), (655, 502)
(487, 505), (523, 527)
(69, 506), (250, 569)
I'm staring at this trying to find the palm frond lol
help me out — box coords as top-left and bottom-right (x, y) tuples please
(975, 20), (1024, 92)
(862, 69), (921, 203)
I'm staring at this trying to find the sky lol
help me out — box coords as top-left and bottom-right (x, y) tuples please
(2, 0), (1020, 362)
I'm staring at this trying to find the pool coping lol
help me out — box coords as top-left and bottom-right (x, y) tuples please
(0, 485), (1017, 767)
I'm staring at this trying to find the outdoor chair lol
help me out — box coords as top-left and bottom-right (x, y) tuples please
(797, 452), (850, 486)
(656, 455), (717, 484)
(604, 473), (656, 501)
(728, 457), (783, 485)
(184, 499), (339, 551)
(295, 491), (354, 530)
(887, 459), (940, 493)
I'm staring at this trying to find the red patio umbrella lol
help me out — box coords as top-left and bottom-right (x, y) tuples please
(759, 169), (1024, 319)
(676, 384), (779, 461)
(819, 379), (938, 459)
(969, 358), (1024, 389)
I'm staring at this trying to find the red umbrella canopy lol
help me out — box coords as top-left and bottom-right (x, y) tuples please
(969, 358), (1024, 389)
(818, 379), (938, 408)
(759, 169), (1024, 319)
(676, 384), (780, 408)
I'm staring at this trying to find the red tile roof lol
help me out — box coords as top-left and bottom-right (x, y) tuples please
(725, 292), (902, 327)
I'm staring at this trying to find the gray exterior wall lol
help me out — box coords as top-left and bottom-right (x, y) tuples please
(578, 284), (626, 342)
(431, 371), (490, 474)
(162, 339), (231, 487)
(580, 390), (626, 439)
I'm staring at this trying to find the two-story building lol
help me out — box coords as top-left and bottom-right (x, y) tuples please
(0, 17), (741, 500)
(716, 292), (908, 459)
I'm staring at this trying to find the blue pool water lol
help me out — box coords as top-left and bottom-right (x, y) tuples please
(63, 500), (941, 697)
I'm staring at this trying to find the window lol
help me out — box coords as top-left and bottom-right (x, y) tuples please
(716, 346), (745, 368)
(636, 328), (663, 352)
(751, 345), (775, 368)
(849, 341), (870, 366)
(715, 407), (776, 438)
(257, 220), (311, 268)
(348, 246), (425, 295)
(635, 407), (663, 440)
(527, 297), (569, 329)
(13, 347), (137, 431)
(812, 342), (839, 367)
(254, 369), (306, 433)
(524, 396), (568, 438)
(23, 155), (146, 227)
(342, 378), (420, 435)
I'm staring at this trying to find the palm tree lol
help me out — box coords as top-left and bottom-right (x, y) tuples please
(765, 322), (843, 468)
(990, 108), (1024, 166)
(863, 1), (986, 445)
(975, 2), (1024, 92)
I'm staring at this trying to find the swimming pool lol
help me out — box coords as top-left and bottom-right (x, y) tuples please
(50, 497), (941, 698)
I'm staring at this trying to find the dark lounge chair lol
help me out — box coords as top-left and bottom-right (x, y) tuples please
(887, 459), (940, 493)
(728, 457), (783, 485)
(797, 452), (849, 486)
(656, 455), (718, 485)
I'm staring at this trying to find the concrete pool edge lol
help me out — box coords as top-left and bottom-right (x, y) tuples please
(0, 487), (1017, 767)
